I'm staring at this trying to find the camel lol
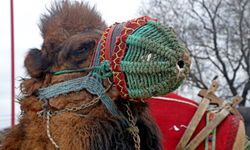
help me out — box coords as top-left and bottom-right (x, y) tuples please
(2, 1), (245, 150)
(1, 1), (171, 150)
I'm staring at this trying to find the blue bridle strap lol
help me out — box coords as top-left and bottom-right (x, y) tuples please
(38, 75), (119, 116)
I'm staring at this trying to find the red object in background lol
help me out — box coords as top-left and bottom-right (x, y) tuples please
(10, 0), (15, 128)
(146, 93), (241, 150)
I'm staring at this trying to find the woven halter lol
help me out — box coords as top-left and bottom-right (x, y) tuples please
(37, 16), (190, 115)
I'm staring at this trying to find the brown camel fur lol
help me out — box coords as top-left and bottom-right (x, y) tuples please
(1, 1), (162, 150)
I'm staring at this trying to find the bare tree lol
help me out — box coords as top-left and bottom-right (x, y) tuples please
(139, 0), (250, 106)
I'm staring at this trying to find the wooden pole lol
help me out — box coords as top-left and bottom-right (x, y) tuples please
(10, 0), (15, 128)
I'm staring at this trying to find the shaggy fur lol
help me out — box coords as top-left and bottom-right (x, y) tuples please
(1, 1), (162, 150)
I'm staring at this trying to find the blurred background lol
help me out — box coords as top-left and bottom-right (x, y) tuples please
(0, 0), (249, 136)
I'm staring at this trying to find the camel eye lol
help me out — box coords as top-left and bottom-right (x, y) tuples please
(72, 47), (85, 56)
(71, 40), (96, 56)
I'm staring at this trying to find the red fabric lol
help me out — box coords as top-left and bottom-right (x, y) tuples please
(146, 93), (241, 150)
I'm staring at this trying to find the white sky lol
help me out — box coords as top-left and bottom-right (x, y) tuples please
(0, 0), (143, 130)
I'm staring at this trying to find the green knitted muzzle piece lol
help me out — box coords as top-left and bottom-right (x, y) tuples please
(120, 20), (190, 98)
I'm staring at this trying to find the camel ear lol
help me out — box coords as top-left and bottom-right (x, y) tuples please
(24, 48), (50, 78)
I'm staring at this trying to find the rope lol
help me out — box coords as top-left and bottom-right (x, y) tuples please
(52, 60), (112, 77)
(38, 76), (118, 116)
(205, 112), (216, 150)
(52, 66), (100, 75)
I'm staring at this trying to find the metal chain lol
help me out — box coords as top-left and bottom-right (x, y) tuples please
(46, 111), (59, 149)
(39, 83), (114, 149)
(50, 83), (113, 116)
(50, 97), (100, 116)
(125, 104), (141, 150)
(45, 97), (101, 149)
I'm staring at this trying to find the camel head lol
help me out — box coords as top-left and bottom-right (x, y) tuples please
(24, 1), (105, 80)
(21, 0), (191, 115)
(20, 1), (120, 117)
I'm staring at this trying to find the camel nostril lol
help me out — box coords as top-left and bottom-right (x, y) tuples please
(177, 60), (185, 69)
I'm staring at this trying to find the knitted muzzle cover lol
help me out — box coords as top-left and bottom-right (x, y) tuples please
(91, 16), (191, 99)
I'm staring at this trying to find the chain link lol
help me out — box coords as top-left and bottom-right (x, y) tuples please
(38, 83), (116, 149)
(125, 104), (141, 150)
(46, 111), (59, 149)
(39, 91), (107, 149)
(51, 96), (100, 116)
